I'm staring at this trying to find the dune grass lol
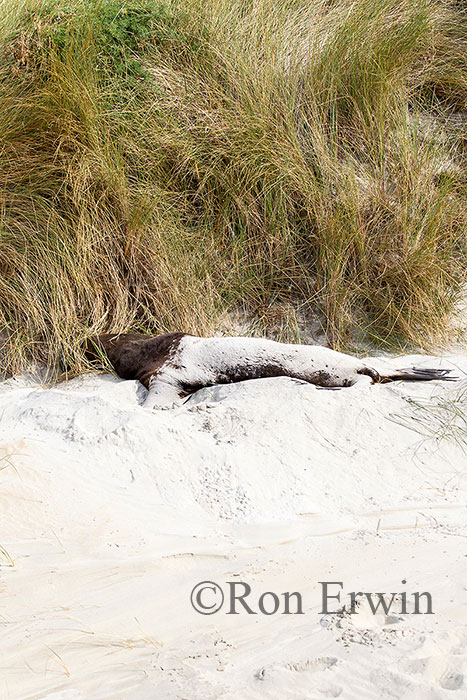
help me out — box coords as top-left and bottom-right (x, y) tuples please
(0, 0), (465, 375)
(390, 382), (467, 455)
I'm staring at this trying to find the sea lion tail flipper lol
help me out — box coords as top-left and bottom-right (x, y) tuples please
(378, 367), (457, 383)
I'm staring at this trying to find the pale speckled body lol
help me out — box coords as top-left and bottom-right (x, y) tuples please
(146, 335), (369, 408)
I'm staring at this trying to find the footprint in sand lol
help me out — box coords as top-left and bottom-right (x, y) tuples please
(402, 657), (464, 691)
(283, 656), (338, 673)
(256, 656), (342, 696)
(440, 671), (464, 691)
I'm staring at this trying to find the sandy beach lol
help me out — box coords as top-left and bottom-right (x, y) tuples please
(1, 354), (467, 699)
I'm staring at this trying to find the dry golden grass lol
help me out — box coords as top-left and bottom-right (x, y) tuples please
(0, 0), (465, 375)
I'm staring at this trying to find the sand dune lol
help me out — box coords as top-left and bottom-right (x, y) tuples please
(1, 354), (467, 698)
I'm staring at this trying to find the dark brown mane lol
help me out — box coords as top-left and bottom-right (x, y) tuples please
(86, 332), (187, 388)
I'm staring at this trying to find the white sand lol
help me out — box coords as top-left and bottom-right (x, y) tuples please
(1, 354), (467, 699)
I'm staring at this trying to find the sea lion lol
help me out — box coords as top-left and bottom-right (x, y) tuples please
(86, 332), (455, 408)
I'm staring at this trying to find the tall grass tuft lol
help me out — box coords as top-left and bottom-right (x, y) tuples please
(0, 0), (465, 375)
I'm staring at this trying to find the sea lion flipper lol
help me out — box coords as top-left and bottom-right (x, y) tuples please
(143, 374), (183, 409)
(379, 367), (457, 383)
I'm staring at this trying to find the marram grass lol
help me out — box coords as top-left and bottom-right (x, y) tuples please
(0, 0), (465, 375)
